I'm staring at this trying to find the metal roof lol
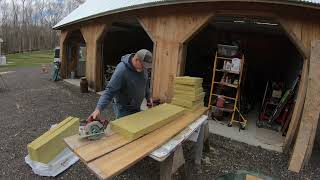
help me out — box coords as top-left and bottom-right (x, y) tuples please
(53, 0), (320, 29)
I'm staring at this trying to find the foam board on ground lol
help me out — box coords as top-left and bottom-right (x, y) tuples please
(111, 103), (185, 141)
(175, 76), (203, 86)
(29, 117), (74, 148)
(28, 117), (80, 164)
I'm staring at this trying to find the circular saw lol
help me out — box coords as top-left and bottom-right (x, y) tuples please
(79, 116), (109, 140)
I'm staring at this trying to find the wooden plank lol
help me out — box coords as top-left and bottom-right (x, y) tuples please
(283, 58), (308, 152)
(87, 107), (208, 179)
(111, 104), (185, 141)
(64, 133), (130, 163)
(288, 40), (320, 172)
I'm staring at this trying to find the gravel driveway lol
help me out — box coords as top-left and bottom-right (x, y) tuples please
(0, 66), (319, 180)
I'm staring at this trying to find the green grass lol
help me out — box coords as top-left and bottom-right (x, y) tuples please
(0, 50), (54, 69)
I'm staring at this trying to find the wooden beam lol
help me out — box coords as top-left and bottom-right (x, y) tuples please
(288, 40), (320, 173)
(277, 16), (309, 59)
(80, 23), (108, 91)
(60, 30), (70, 79)
(139, 10), (214, 101)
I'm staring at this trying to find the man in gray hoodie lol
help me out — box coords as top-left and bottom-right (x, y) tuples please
(90, 49), (153, 119)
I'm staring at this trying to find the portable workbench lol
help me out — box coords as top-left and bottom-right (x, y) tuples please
(64, 107), (208, 180)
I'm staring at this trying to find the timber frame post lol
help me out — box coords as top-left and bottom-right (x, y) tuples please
(60, 30), (70, 79)
(139, 9), (214, 102)
(80, 23), (108, 91)
(288, 40), (320, 173)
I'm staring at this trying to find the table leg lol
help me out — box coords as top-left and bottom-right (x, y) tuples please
(203, 121), (210, 153)
(194, 123), (205, 165)
(160, 152), (174, 180)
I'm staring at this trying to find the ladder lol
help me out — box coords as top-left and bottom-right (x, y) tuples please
(208, 52), (247, 129)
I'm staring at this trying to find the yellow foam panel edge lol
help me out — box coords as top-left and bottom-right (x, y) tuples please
(174, 88), (203, 96)
(111, 104), (185, 141)
(28, 117), (80, 164)
(174, 92), (205, 101)
(175, 76), (203, 85)
(29, 117), (74, 148)
(174, 84), (202, 91)
(172, 98), (202, 108)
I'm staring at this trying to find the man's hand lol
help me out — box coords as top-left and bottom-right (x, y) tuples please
(90, 109), (101, 120)
(147, 98), (153, 108)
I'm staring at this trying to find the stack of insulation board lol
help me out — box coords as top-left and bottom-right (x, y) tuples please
(27, 117), (79, 164)
(171, 76), (205, 111)
(111, 103), (185, 141)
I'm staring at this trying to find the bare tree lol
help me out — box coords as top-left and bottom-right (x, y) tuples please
(0, 0), (86, 54)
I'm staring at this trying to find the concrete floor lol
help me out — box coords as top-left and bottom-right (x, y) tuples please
(208, 111), (285, 152)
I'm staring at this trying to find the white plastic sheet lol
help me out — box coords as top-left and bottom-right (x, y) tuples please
(25, 148), (79, 177)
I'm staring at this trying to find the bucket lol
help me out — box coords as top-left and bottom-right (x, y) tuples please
(80, 77), (88, 93)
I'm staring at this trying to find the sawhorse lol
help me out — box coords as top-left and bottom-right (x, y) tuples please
(149, 115), (209, 180)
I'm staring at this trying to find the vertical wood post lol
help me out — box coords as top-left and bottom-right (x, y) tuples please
(81, 23), (108, 91)
(139, 10), (213, 102)
(288, 40), (320, 172)
(60, 30), (69, 79)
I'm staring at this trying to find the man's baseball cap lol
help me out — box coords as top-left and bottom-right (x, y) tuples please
(136, 49), (153, 69)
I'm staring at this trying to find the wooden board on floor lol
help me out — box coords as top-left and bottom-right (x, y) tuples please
(87, 107), (208, 179)
(288, 40), (320, 172)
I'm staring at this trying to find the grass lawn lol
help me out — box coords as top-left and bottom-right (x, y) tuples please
(0, 50), (54, 70)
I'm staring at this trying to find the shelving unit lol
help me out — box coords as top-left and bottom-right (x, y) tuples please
(208, 51), (247, 129)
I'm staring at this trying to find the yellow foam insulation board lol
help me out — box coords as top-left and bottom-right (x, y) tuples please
(174, 92), (205, 101)
(174, 84), (202, 92)
(175, 76), (203, 86)
(27, 117), (79, 164)
(188, 102), (205, 112)
(29, 117), (74, 147)
(174, 88), (203, 96)
(172, 98), (201, 108)
(111, 103), (185, 141)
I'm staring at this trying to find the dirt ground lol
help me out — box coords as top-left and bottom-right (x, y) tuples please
(0, 66), (319, 180)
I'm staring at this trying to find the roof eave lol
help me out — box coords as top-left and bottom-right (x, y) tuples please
(53, 0), (320, 30)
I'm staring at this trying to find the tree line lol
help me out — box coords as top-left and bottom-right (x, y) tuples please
(0, 0), (84, 54)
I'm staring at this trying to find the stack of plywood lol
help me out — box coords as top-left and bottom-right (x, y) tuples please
(171, 76), (205, 111)
(27, 117), (79, 164)
(111, 103), (185, 141)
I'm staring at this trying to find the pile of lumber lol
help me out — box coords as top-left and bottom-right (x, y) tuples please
(27, 116), (79, 163)
(111, 103), (185, 141)
(171, 76), (205, 111)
